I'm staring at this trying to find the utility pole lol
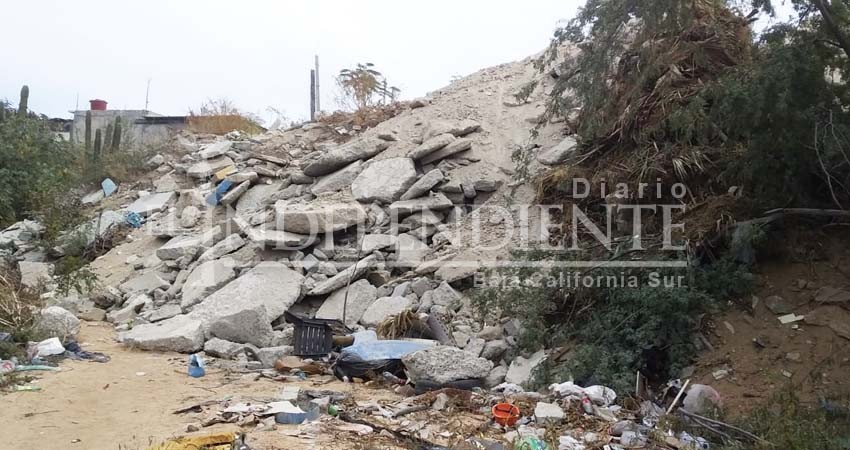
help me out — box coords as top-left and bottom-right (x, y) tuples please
(310, 69), (316, 121)
(144, 78), (151, 113)
(314, 55), (320, 114)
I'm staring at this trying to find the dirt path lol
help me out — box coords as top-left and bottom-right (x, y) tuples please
(0, 322), (394, 450)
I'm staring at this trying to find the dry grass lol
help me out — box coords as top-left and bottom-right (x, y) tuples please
(319, 102), (408, 133)
(0, 270), (43, 338)
(186, 115), (263, 135)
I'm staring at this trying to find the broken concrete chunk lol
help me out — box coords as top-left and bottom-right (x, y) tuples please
(126, 191), (176, 217)
(220, 180), (252, 206)
(400, 169), (445, 201)
(156, 235), (205, 261)
(119, 314), (205, 353)
(402, 346), (493, 384)
(36, 306), (81, 339)
(308, 254), (377, 296)
(505, 350), (547, 387)
(18, 261), (53, 291)
(537, 136), (577, 166)
(410, 133), (455, 160)
(199, 141), (233, 159)
(180, 258), (238, 309)
(187, 156), (235, 179)
(360, 296), (413, 327)
(351, 157), (418, 204)
(420, 138), (473, 165)
(198, 234), (245, 263)
(274, 199), (367, 234)
(303, 139), (389, 177)
(311, 160), (363, 195)
(389, 192), (454, 216)
(314, 279), (378, 326)
(245, 228), (317, 249)
(361, 234), (398, 253)
(119, 272), (170, 295)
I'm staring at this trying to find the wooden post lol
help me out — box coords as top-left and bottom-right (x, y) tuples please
(310, 69), (316, 121)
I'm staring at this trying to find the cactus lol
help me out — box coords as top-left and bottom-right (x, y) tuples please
(17, 85), (29, 116)
(104, 123), (114, 153)
(93, 129), (102, 162)
(84, 111), (92, 150)
(112, 116), (122, 151)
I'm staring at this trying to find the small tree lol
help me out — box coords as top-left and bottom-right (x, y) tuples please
(336, 63), (400, 111)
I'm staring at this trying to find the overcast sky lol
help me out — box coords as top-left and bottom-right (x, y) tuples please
(1, 0), (581, 123)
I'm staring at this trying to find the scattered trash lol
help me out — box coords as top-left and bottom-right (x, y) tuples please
(64, 341), (110, 363)
(101, 178), (117, 197)
(778, 313), (805, 324)
(188, 354), (205, 378)
(514, 436), (550, 450)
(0, 332), (11, 342)
(124, 211), (142, 228)
(206, 180), (233, 206)
(147, 432), (236, 450)
(679, 431), (710, 450)
(492, 403), (520, 426)
(34, 337), (65, 358)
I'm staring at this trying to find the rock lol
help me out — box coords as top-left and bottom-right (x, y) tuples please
(246, 228), (317, 249)
(403, 210), (444, 228)
(485, 365), (508, 388)
(18, 261), (52, 291)
(409, 278), (434, 297)
(351, 158), (418, 203)
(82, 189), (104, 205)
(275, 198), (367, 234)
(180, 258), (238, 309)
(402, 346), (493, 384)
(805, 305), (850, 340)
(505, 350), (547, 386)
(410, 134), (455, 160)
(107, 294), (151, 324)
(156, 234), (208, 261)
(198, 234), (245, 263)
(394, 234), (429, 268)
(303, 139), (388, 176)
(236, 182), (283, 215)
(473, 179), (498, 192)
(401, 169), (445, 201)
(199, 141), (232, 159)
(461, 182), (477, 199)
(311, 160), (364, 195)
(207, 308), (275, 348)
(449, 120), (481, 137)
(308, 254), (377, 296)
(154, 174), (180, 193)
(420, 138), (473, 165)
(815, 286), (850, 304)
(119, 314), (205, 353)
(287, 169), (314, 184)
(478, 325), (504, 341)
(119, 272), (170, 295)
(683, 384), (722, 415)
(126, 192), (176, 217)
(534, 402), (565, 424)
(537, 136), (577, 165)
(187, 156), (235, 179)
(256, 346), (293, 368)
(764, 295), (793, 315)
(430, 282), (462, 308)
(180, 206), (202, 228)
(389, 193), (454, 215)
(220, 180), (252, 205)
(144, 303), (183, 323)
(190, 262), (304, 328)
(361, 234), (398, 253)
(314, 279), (378, 327)
(36, 306), (81, 339)
(225, 171), (259, 184)
(78, 308), (107, 322)
(480, 340), (508, 361)
(464, 338), (486, 357)
(204, 338), (254, 359)
(360, 296), (413, 327)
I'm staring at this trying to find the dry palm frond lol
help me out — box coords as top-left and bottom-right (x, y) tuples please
(376, 310), (419, 339)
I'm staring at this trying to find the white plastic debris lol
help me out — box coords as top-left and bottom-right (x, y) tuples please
(558, 435), (587, 450)
(35, 337), (65, 357)
(549, 381), (617, 406)
(492, 382), (525, 394)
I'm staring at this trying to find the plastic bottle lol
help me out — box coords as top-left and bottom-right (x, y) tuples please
(581, 394), (594, 414)
(188, 354), (205, 378)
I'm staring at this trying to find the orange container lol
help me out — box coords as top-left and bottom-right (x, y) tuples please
(492, 403), (520, 426)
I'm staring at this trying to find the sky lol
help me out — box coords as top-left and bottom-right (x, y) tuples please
(1, 0), (581, 124)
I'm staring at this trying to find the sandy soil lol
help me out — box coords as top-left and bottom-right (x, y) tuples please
(0, 322), (400, 450)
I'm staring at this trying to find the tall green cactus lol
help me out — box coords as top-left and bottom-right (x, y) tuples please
(112, 116), (122, 151)
(104, 123), (114, 153)
(18, 85), (29, 116)
(93, 129), (102, 162)
(84, 111), (92, 150)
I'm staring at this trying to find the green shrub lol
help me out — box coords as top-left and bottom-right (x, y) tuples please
(472, 251), (753, 394)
